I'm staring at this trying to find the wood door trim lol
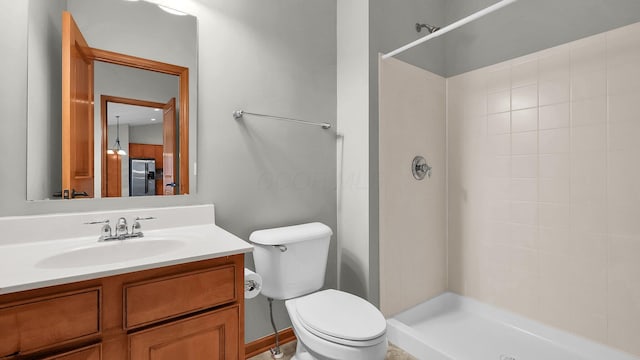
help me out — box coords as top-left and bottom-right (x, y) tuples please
(89, 48), (186, 75)
(92, 48), (190, 195)
(244, 328), (296, 359)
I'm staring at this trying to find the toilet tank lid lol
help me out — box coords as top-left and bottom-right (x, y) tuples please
(249, 222), (333, 246)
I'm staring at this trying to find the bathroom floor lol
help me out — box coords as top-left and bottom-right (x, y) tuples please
(247, 341), (417, 360)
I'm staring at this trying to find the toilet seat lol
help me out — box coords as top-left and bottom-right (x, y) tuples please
(294, 289), (387, 347)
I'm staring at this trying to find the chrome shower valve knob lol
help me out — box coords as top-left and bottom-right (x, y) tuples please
(412, 156), (432, 180)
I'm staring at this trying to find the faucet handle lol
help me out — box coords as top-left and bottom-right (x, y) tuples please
(116, 217), (128, 237)
(131, 216), (154, 237)
(99, 224), (112, 241)
(84, 220), (113, 241)
(131, 221), (143, 236)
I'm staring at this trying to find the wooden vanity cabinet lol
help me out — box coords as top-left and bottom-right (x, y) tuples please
(0, 254), (245, 360)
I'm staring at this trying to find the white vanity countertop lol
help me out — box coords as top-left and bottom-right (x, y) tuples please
(0, 224), (253, 295)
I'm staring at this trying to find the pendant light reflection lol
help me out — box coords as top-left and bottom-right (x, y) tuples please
(107, 115), (127, 156)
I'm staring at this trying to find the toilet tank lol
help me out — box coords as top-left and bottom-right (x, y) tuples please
(250, 222), (332, 300)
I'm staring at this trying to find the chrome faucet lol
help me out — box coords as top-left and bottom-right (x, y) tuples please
(86, 216), (155, 242)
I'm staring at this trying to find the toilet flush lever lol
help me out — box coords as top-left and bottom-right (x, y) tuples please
(273, 245), (288, 252)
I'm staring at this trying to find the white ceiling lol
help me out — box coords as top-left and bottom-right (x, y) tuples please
(107, 102), (163, 127)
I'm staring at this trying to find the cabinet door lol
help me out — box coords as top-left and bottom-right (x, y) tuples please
(129, 306), (239, 360)
(0, 289), (100, 357)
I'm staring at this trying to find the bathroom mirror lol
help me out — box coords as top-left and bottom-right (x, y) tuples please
(26, 0), (197, 200)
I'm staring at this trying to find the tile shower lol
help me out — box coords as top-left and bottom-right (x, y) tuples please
(380, 20), (640, 357)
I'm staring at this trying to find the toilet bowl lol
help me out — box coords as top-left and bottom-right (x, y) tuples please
(250, 223), (388, 360)
(286, 289), (387, 360)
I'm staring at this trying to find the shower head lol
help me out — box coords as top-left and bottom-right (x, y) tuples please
(416, 23), (440, 34)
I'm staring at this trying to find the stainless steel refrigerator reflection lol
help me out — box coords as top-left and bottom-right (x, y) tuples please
(130, 159), (156, 196)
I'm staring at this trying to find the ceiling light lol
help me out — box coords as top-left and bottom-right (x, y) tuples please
(151, 118), (157, 122)
(108, 116), (127, 156)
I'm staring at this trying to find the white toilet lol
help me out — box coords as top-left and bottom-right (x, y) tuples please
(251, 222), (388, 360)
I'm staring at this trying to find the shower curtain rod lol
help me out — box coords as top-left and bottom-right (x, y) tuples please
(382, 0), (520, 59)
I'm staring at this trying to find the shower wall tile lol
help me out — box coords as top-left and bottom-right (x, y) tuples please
(511, 155), (537, 178)
(487, 134), (511, 156)
(608, 120), (640, 152)
(487, 64), (511, 93)
(511, 84), (538, 110)
(511, 132), (537, 155)
(538, 128), (570, 154)
(539, 102), (569, 130)
(572, 97), (606, 126)
(607, 236), (640, 356)
(538, 49), (571, 106)
(538, 153), (570, 179)
(511, 108), (538, 133)
(488, 90), (511, 114)
(608, 93), (640, 123)
(607, 63), (640, 96)
(463, 94), (487, 118)
(571, 151), (606, 204)
(570, 232), (607, 261)
(539, 177), (570, 203)
(487, 112), (510, 134)
(511, 58), (538, 88)
(571, 34), (606, 74)
(539, 76), (570, 106)
(571, 69), (607, 101)
(379, 57), (446, 317)
(510, 178), (537, 201)
(488, 156), (511, 178)
(538, 227), (570, 255)
(447, 21), (640, 357)
(538, 203), (570, 230)
(571, 124), (606, 153)
(510, 201), (538, 226)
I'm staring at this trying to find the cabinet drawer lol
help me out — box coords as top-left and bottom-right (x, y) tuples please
(129, 306), (239, 360)
(43, 344), (101, 360)
(124, 265), (236, 329)
(0, 289), (100, 357)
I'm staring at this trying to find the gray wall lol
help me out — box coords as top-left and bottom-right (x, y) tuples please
(129, 123), (163, 145)
(2, 0), (336, 343)
(26, 0), (65, 200)
(371, 0), (445, 75)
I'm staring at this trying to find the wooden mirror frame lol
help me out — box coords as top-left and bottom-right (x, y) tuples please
(91, 48), (189, 195)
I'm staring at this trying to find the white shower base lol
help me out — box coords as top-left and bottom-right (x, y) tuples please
(386, 292), (638, 360)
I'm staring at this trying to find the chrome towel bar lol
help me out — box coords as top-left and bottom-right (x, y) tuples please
(233, 110), (331, 129)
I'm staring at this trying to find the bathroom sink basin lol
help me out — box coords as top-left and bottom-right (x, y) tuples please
(36, 239), (185, 268)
